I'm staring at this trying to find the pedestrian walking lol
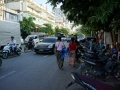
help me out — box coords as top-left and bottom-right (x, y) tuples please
(55, 37), (65, 70)
(68, 37), (77, 67)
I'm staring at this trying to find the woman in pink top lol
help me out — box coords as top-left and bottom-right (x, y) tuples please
(55, 37), (65, 70)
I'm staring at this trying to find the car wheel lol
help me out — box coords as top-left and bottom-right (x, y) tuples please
(16, 49), (21, 55)
(36, 52), (39, 54)
(51, 48), (55, 54)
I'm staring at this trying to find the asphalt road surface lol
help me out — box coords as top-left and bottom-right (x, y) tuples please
(0, 49), (81, 90)
(0, 41), (120, 90)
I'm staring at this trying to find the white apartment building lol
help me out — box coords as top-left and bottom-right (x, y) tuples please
(6, 0), (55, 28)
(0, 0), (4, 20)
(52, 8), (71, 29)
(0, 0), (18, 22)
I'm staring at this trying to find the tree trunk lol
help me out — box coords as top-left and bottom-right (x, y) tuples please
(110, 31), (114, 47)
(118, 30), (120, 42)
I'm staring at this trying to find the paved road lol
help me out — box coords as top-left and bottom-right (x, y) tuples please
(0, 41), (120, 90)
(0, 50), (82, 90)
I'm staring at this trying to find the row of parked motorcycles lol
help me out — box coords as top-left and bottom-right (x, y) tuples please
(66, 43), (120, 90)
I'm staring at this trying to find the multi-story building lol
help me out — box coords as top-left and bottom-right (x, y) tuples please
(0, 0), (4, 20)
(52, 8), (70, 29)
(0, 0), (20, 22)
(5, 0), (55, 28)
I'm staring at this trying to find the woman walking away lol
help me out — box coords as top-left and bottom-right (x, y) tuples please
(55, 37), (65, 70)
(68, 37), (77, 67)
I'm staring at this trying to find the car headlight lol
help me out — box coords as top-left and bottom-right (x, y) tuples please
(48, 44), (53, 48)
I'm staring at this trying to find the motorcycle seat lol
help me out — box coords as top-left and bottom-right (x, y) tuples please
(84, 59), (105, 65)
(75, 72), (115, 90)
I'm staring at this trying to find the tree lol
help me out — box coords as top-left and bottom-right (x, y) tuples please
(55, 26), (70, 35)
(19, 17), (35, 39)
(38, 23), (54, 35)
(76, 26), (91, 36)
(47, 0), (120, 42)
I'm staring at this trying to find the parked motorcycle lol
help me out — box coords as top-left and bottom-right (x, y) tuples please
(2, 44), (22, 59)
(66, 72), (115, 90)
(78, 56), (120, 81)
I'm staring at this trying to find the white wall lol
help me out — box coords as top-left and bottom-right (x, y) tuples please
(104, 32), (112, 44)
(23, 2), (27, 11)
(7, 2), (21, 11)
(6, 1), (27, 12)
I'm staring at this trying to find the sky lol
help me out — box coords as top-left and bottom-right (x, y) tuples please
(34, 0), (53, 12)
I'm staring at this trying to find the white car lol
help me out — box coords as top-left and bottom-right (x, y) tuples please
(62, 37), (67, 41)
(25, 35), (39, 45)
(20, 36), (24, 44)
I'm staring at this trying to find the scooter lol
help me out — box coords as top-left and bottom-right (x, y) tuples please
(2, 43), (21, 59)
(24, 42), (34, 53)
(65, 72), (115, 90)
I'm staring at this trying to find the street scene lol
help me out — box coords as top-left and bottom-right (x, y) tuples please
(0, 41), (82, 90)
(0, 40), (120, 90)
(0, 0), (120, 90)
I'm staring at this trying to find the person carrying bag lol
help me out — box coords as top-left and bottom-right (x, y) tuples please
(55, 37), (65, 70)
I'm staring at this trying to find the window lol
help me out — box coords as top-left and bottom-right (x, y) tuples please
(5, 12), (18, 22)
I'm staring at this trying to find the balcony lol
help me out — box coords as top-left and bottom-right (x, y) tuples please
(27, 0), (42, 13)
(26, 10), (43, 20)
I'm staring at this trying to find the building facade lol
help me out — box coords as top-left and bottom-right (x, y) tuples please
(0, 0), (19, 22)
(52, 8), (70, 29)
(0, 0), (4, 20)
(5, 0), (55, 28)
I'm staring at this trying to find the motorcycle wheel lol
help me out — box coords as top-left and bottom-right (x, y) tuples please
(2, 52), (8, 59)
(24, 46), (28, 53)
(113, 68), (120, 80)
(0, 58), (2, 67)
(78, 64), (92, 77)
(16, 49), (21, 55)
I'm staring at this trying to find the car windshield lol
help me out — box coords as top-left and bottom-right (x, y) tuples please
(42, 38), (56, 43)
(28, 36), (34, 39)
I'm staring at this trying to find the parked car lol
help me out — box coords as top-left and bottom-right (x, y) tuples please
(66, 35), (74, 42)
(25, 35), (39, 45)
(79, 37), (96, 43)
(77, 36), (85, 42)
(20, 36), (24, 44)
(34, 37), (57, 54)
(62, 37), (67, 41)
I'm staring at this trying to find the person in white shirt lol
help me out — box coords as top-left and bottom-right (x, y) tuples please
(9, 36), (16, 52)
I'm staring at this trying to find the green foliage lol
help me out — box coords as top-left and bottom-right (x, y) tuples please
(47, 0), (120, 32)
(76, 26), (91, 36)
(55, 26), (70, 35)
(38, 23), (54, 35)
(19, 17), (35, 34)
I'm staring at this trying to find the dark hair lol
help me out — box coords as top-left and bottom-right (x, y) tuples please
(57, 37), (61, 41)
(71, 37), (74, 44)
(11, 36), (14, 38)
